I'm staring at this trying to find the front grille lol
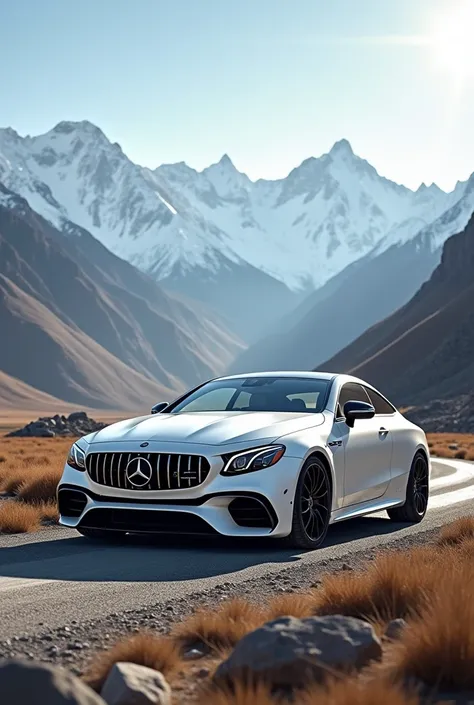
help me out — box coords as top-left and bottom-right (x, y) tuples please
(86, 452), (210, 491)
(79, 508), (217, 535)
(58, 489), (88, 517)
(228, 497), (275, 528)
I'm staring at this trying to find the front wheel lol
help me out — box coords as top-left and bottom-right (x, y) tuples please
(387, 452), (429, 523)
(286, 457), (332, 549)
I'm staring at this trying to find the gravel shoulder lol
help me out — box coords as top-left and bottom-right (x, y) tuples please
(0, 520), (454, 675)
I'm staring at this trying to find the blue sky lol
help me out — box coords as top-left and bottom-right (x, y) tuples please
(1, 0), (474, 190)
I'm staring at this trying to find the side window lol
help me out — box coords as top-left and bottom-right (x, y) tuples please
(364, 387), (396, 415)
(336, 383), (371, 419)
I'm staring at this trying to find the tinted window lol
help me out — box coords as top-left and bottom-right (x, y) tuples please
(337, 383), (371, 418)
(364, 387), (396, 415)
(168, 377), (330, 414)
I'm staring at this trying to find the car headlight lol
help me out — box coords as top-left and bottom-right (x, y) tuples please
(67, 443), (87, 472)
(221, 445), (285, 476)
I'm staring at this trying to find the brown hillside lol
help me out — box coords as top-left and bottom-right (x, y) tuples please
(320, 213), (474, 405)
(0, 183), (244, 408)
(1, 275), (173, 409)
(0, 370), (73, 412)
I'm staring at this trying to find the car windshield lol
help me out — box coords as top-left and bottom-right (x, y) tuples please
(168, 377), (330, 414)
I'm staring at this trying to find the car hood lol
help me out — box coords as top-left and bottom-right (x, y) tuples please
(86, 411), (325, 447)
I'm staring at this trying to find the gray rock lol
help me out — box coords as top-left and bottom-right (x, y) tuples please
(0, 659), (105, 704)
(101, 662), (171, 705)
(384, 618), (407, 641)
(214, 615), (382, 687)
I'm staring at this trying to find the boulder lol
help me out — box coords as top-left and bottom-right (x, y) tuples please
(214, 615), (382, 687)
(101, 662), (171, 705)
(7, 412), (107, 438)
(383, 618), (407, 641)
(0, 659), (105, 704)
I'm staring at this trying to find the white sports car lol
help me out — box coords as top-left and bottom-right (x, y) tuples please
(58, 372), (430, 549)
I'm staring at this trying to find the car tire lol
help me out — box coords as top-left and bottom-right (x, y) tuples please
(76, 528), (126, 542)
(387, 452), (429, 523)
(286, 456), (332, 549)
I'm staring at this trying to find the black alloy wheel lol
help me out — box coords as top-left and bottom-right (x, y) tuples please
(387, 452), (429, 523)
(287, 457), (332, 549)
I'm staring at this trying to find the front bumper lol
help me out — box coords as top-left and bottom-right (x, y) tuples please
(58, 447), (301, 538)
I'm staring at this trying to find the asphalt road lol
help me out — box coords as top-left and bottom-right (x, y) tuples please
(0, 459), (473, 639)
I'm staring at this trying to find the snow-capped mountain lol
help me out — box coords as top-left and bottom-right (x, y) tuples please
(0, 119), (472, 341)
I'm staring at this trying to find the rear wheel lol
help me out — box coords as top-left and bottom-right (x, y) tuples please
(387, 452), (429, 523)
(286, 457), (332, 549)
(76, 528), (126, 542)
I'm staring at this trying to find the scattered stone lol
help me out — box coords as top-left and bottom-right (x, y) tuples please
(215, 615), (382, 688)
(101, 662), (171, 705)
(342, 563), (353, 571)
(183, 647), (207, 661)
(383, 618), (407, 641)
(7, 412), (107, 438)
(0, 659), (105, 704)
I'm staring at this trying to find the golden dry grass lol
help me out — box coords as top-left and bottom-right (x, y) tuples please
(427, 433), (474, 461)
(265, 592), (318, 620)
(172, 599), (268, 652)
(85, 632), (181, 692)
(0, 436), (72, 532)
(0, 500), (42, 533)
(437, 516), (474, 546)
(312, 546), (451, 624)
(386, 564), (474, 691)
(198, 675), (420, 705)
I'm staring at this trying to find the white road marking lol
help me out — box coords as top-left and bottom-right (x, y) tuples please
(431, 459), (474, 491)
(0, 577), (58, 592)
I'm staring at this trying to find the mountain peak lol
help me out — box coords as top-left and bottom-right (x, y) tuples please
(51, 120), (104, 138)
(329, 138), (354, 158)
(217, 153), (235, 168)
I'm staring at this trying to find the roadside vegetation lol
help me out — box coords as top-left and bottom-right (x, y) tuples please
(427, 432), (474, 460)
(0, 436), (70, 533)
(82, 518), (474, 703)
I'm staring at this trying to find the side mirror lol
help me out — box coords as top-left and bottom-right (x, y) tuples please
(151, 402), (169, 414)
(343, 400), (375, 428)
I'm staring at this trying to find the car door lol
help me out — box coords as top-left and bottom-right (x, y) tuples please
(336, 382), (393, 507)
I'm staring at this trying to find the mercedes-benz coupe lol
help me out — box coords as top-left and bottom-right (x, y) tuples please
(58, 372), (430, 549)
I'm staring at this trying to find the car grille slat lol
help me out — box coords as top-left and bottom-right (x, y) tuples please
(86, 452), (210, 491)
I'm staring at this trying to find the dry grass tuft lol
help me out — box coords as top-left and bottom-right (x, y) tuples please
(85, 632), (181, 692)
(437, 516), (474, 547)
(16, 467), (62, 504)
(387, 565), (474, 691)
(313, 546), (452, 623)
(427, 433), (474, 460)
(0, 500), (42, 533)
(39, 500), (60, 523)
(198, 675), (420, 705)
(266, 592), (318, 620)
(173, 599), (267, 652)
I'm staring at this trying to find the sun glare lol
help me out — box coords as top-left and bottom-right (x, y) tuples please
(430, 0), (474, 77)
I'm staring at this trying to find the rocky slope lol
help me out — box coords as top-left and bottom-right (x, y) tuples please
(230, 174), (474, 374)
(319, 213), (474, 406)
(0, 183), (242, 409)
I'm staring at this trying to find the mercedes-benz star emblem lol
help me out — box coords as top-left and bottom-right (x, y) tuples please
(125, 457), (153, 488)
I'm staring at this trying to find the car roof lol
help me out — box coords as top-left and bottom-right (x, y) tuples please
(218, 371), (338, 382)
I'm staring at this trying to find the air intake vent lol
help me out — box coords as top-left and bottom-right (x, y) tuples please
(228, 497), (275, 529)
(78, 508), (217, 535)
(86, 453), (210, 491)
(58, 489), (88, 517)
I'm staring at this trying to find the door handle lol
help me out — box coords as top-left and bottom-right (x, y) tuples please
(379, 427), (389, 438)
